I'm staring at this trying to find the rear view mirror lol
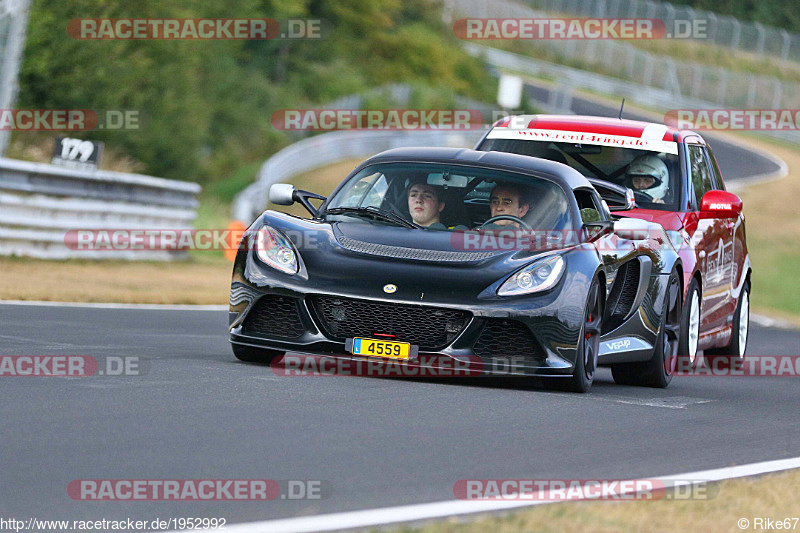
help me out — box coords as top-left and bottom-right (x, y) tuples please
(427, 173), (470, 188)
(700, 190), (742, 219)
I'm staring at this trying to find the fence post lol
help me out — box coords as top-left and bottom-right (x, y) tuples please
(730, 18), (741, 50)
(754, 23), (766, 56)
(771, 78), (782, 110)
(717, 68), (729, 105)
(779, 29), (790, 61)
(0, 0), (31, 156)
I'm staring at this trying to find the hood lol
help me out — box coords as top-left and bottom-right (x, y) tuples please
(260, 212), (562, 304)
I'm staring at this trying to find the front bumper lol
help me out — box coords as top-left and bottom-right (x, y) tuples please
(229, 281), (583, 378)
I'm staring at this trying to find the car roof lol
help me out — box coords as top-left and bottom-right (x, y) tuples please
(363, 147), (593, 191)
(491, 114), (705, 144)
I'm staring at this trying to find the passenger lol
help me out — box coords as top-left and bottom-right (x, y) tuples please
(407, 182), (446, 228)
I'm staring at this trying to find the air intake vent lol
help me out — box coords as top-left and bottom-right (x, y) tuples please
(473, 319), (545, 362)
(242, 295), (306, 339)
(337, 235), (495, 262)
(603, 260), (641, 333)
(309, 295), (470, 350)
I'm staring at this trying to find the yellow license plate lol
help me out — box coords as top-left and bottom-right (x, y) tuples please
(349, 338), (411, 360)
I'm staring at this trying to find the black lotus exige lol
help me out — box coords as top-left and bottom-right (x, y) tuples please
(229, 148), (683, 392)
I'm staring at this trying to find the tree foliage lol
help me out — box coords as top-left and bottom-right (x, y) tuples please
(18, 0), (495, 182)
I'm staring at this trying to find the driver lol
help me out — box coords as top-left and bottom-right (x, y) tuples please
(407, 181), (446, 228)
(482, 183), (530, 228)
(625, 155), (669, 204)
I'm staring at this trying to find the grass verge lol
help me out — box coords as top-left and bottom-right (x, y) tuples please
(0, 159), (363, 305)
(392, 469), (800, 533)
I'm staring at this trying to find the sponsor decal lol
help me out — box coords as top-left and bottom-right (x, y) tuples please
(487, 127), (679, 155)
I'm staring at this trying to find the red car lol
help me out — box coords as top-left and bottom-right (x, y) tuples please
(477, 115), (750, 368)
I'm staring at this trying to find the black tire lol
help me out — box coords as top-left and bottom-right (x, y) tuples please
(677, 277), (702, 368)
(705, 279), (750, 367)
(232, 343), (284, 364)
(611, 269), (681, 388)
(552, 277), (603, 393)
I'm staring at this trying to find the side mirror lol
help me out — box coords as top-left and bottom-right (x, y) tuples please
(700, 190), (742, 219)
(612, 187), (637, 212)
(614, 217), (651, 241)
(269, 183), (327, 216)
(269, 183), (296, 206)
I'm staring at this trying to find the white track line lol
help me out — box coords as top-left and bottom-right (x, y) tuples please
(0, 300), (226, 311)
(203, 457), (800, 533)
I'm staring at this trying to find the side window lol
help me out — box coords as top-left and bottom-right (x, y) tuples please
(705, 146), (725, 191)
(688, 145), (713, 208)
(575, 189), (603, 223)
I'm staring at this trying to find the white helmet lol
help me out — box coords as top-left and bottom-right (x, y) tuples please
(626, 154), (669, 201)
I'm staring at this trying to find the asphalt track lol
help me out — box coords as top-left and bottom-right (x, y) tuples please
(0, 93), (797, 529)
(0, 303), (799, 526)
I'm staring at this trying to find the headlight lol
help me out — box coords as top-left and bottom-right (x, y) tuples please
(255, 226), (298, 274)
(497, 255), (565, 296)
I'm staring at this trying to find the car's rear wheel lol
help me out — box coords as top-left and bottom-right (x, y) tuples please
(554, 277), (603, 393)
(611, 269), (681, 388)
(232, 344), (284, 364)
(705, 279), (750, 367)
(677, 277), (701, 368)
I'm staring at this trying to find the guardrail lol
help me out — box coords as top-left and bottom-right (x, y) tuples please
(0, 157), (201, 260)
(526, 0), (800, 62)
(449, 0), (800, 136)
(232, 129), (485, 224)
(463, 42), (800, 145)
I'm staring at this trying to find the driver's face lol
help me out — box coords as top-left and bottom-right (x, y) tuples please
(490, 186), (529, 226)
(631, 175), (656, 190)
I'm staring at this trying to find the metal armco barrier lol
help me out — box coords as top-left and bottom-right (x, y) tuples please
(0, 157), (201, 260)
(232, 129), (486, 224)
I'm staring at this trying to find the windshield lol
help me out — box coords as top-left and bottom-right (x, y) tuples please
(478, 139), (682, 211)
(324, 162), (575, 231)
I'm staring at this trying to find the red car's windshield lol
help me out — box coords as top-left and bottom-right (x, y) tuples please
(479, 138), (682, 211)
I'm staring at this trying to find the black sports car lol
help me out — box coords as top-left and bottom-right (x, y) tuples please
(229, 148), (683, 392)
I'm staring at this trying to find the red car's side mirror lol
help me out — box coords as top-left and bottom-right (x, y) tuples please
(700, 190), (742, 219)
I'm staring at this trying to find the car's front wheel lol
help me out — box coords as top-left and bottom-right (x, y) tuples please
(611, 269), (681, 388)
(554, 277), (603, 393)
(232, 344), (284, 364)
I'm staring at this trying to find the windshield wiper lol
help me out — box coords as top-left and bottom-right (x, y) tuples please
(324, 206), (421, 229)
